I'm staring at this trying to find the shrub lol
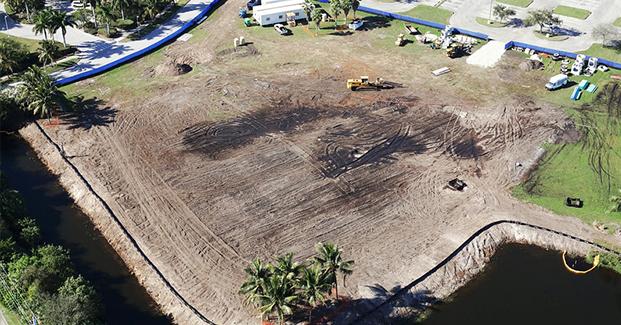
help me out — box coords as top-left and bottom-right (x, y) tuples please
(97, 27), (120, 38)
(84, 26), (98, 35)
(114, 18), (135, 30)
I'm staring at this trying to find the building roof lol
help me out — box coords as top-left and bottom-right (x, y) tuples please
(253, 4), (305, 17)
(253, 0), (305, 13)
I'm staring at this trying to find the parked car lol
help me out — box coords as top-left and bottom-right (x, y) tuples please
(246, 0), (261, 10)
(545, 74), (568, 91)
(273, 24), (291, 36)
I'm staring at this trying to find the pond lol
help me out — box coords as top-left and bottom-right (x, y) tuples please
(422, 243), (621, 324)
(0, 134), (170, 324)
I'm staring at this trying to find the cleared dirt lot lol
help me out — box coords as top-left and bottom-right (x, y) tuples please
(40, 1), (621, 323)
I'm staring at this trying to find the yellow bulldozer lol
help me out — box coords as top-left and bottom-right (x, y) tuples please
(346, 76), (393, 91)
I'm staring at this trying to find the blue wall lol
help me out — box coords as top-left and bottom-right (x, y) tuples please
(56, 0), (223, 86)
(505, 41), (621, 70)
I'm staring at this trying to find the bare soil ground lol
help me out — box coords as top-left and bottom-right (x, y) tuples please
(41, 1), (621, 323)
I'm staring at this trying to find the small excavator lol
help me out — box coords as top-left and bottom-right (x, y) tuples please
(346, 76), (393, 91)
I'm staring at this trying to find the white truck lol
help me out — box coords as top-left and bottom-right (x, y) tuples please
(545, 74), (568, 90)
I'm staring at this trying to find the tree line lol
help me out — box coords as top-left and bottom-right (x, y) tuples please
(0, 173), (103, 324)
(301, 0), (360, 32)
(240, 242), (354, 324)
(4, 0), (177, 38)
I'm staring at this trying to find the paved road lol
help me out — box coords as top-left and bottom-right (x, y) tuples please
(1, 0), (214, 82)
(360, 0), (621, 52)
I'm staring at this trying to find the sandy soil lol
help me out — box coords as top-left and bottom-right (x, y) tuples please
(29, 1), (621, 323)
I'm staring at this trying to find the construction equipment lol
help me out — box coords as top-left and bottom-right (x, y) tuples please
(446, 42), (471, 58)
(346, 76), (393, 91)
(395, 33), (406, 46)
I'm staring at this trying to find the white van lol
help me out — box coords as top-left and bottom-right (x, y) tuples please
(545, 74), (568, 90)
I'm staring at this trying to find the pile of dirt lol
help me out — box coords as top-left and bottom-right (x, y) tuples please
(519, 60), (544, 71)
(155, 61), (193, 76)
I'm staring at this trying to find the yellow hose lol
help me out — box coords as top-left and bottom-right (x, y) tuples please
(562, 251), (600, 274)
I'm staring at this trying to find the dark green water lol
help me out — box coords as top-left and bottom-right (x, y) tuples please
(422, 243), (621, 324)
(0, 134), (171, 324)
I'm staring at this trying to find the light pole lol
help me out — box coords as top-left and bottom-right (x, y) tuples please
(489, 0), (494, 22)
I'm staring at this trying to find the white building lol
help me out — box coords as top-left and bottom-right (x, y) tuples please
(252, 0), (307, 26)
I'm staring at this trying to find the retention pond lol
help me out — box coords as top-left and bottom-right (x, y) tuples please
(422, 243), (621, 324)
(0, 134), (170, 324)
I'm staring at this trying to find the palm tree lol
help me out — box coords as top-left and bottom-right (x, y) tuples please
(314, 242), (354, 300)
(37, 40), (59, 66)
(50, 10), (76, 47)
(310, 8), (322, 32)
(142, 0), (160, 21)
(299, 266), (331, 323)
(302, 0), (314, 23)
(112, 0), (131, 20)
(257, 275), (298, 325)
(32, 9), (53, 40)
(239, 258), (273, 307)
(19, 66), (67, 122)
(341, 0), (352, 25)
(351, 0), (359, 19)
(96, 3), (114, 35)
(87, 0), (99, 27)
(329, 0), (342, 28)
(273, 253), (303, 281)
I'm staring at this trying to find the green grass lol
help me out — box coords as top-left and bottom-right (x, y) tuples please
(0, 33), (42, 52)
(400, 5), (454, 25)
(512, 54), (621, 224)
(553, 5), (591, 20)
(579, 43), (621, 65)
(529, 57), (616, 107)
(475, 17), (508, 28)
(496, 0), (533, 8)
(533, 30), (569, 41)
(0, 303), (21, 325)
(614, 17), (621, 27)
(44, 58), (79, 74)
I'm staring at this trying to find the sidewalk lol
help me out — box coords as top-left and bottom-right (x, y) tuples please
(1, 0), (215, 83)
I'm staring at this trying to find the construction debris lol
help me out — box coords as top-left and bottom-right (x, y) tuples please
(432, 67), (451, 76)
